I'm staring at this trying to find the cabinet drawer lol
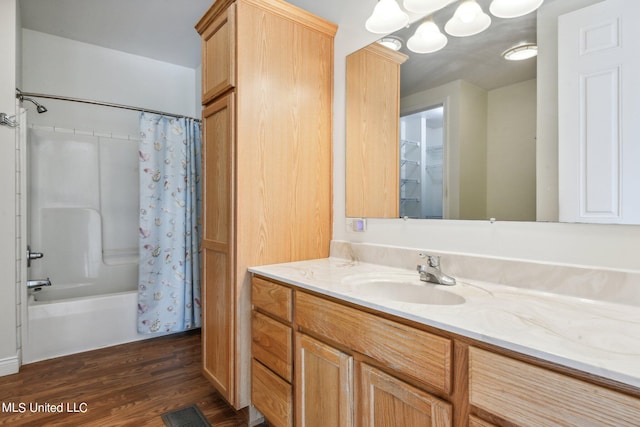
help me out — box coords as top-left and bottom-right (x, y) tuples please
(252, 276), (292, 322)
(296, 292), (452, 394)
(252, 359), (292, 427)
(252, 311), (292, 382)
(469, 347), (640, 426)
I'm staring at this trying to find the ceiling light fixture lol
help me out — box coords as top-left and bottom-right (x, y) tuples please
(403, 0), (456, 15)
(407, 18), (448, 54)
(490, 0), (544, 18)
(366, 0), (410, 34)
(444, 0), (491, 37)
(378, 36), (404, 51)
(502, 43), (538, 60)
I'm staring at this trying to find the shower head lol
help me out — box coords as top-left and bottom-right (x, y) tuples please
(16, 89), (48, 114)
(21, 96), (48, 114)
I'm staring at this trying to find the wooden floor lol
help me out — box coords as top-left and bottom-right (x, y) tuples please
(0, 331), (252, 426)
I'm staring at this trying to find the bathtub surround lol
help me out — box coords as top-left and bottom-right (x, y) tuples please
(137, 113), (203, 334)
(14, 28), (201, 366)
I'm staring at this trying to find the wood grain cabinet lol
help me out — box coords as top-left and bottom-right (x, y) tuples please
(196, 0), (336, 411)
(359, 363), (452, 427)
(252, 274), (640, 427)
(346, 43), (408, 218)
(468, 347), (640, 426)
(295, 291), (453, 427)
(295, 332), (353, 427)
(251, 277), (293, 427)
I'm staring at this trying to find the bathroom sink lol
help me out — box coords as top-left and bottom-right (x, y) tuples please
(343, 272), (465, 305)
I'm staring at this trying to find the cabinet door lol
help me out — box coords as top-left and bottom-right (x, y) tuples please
(200, 3), (236, 104)
(295, 333), (353, 427)
(358, 363), (452, 427)
(346, 43), (407, 218)
(201, 94), (235, 403)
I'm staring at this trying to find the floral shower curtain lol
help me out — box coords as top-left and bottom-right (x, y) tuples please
(137, 113), (202, 333)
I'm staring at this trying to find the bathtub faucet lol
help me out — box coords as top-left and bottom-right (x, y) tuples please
(27, 246), (44, 268)
(27, 278), (52, 290)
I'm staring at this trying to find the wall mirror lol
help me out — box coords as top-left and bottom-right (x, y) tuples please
(346, 0), (617, 223)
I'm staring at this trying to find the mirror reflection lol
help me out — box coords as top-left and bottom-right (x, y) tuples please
(349, 0), (562, 221)
(398, 0), (540, 221)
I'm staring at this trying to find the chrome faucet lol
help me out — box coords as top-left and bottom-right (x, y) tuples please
(27, 278), (52, 290)
(416, 254), (456, 286)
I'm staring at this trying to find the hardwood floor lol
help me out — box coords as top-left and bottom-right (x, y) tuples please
(0, 331), (254, 426)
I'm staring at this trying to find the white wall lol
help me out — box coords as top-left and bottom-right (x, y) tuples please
(332, 0), (640, 272)
(0, 0), (19, 376)
(487, 79), (536, 221)
(401, 80), (488, 220)
(22, 29), (198, 135)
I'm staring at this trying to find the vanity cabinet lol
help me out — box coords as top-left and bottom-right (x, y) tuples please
(360, 363), (452, 426)
(346, 43), (408, 218)
(251, 275), (455, 426)
(196, 0), (336, 410)
(296, 291), (453, 427)
(295, 332), (353, 426)
(468, 347), (640, 426)
(251, 277), (293, 427)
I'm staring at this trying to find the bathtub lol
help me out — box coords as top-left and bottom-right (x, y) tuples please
(23, 290), (161, 364)
(22, 277), (167, 364)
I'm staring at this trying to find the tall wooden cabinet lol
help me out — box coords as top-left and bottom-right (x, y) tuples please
(346, 43), (407, 218)
(196, 0), (336, 410)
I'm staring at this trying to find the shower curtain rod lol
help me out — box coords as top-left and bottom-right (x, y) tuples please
(16, 89), (201, 122)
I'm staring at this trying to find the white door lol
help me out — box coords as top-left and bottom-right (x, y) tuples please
(558, 0), (640, 224)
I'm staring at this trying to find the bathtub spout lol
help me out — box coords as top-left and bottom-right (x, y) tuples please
(27, 278), (52, 290)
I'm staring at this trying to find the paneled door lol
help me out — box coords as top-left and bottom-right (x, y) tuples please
(558, 0), (640, 224)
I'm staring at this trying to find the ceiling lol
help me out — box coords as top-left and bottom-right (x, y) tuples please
(19, 0), (552, 95)
(394, 0), (549, 97)
(18, 0), (347, 69)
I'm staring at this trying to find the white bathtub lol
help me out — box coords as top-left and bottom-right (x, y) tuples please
(23, 290), (164, 364)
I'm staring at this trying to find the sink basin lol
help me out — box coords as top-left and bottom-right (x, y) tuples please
(343, 272), (465, 305)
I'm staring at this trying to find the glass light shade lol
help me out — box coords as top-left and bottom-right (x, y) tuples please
(503, 43), (538, 60)
(366, 0), (410, 34)
(490, 0), (544, 18)
(403, 0), (455, 15)
(445, 0), (491, 37)
(407, 19), (448, 54)
(378, 37), (403, 51)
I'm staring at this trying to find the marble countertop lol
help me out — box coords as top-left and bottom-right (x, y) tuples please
(249, 257), (640, 389)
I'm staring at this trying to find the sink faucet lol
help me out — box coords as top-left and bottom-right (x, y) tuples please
(417, 254), (456, 286)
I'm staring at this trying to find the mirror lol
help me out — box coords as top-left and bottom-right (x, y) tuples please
(346, 0), (604, 222)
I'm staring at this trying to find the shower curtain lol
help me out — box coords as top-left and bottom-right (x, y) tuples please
(137, 113), (202, 333)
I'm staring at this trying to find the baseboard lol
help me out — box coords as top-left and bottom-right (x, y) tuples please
(0, 355), (20, 377)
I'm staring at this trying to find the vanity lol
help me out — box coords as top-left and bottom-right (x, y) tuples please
(248, 243), (640, 426)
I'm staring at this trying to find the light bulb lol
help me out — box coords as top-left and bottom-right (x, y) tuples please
(366, 0), (410, 34)
(407, 19), (448, 54)
(445, 0), (491, 37)
(456, 0), (481, 24)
